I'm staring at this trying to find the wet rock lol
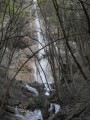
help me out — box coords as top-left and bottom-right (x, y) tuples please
(8, 81), (36, 104)
(28, 82), (45, 95)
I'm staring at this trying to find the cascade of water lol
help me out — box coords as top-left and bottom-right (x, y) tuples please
(24, 110), (43, 120)
(15, 106), (43, 120)
(25, 84), (39, 96)
(33, 0), (50, 92)
(15, 106), (24, 120)
(48, 103), (60, 114)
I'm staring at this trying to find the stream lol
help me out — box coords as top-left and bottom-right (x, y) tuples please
(15, 107), (43, 120)
(15, 84), (60, 120)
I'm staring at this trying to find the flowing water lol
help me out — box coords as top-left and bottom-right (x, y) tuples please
(15, 0), (60, 119)
(25, 84), (39, 96)
(15, 84), (60, 120)
(15, 107), (43, 120)
(15, 104), (60, 120)
(33, 0), (52, 93)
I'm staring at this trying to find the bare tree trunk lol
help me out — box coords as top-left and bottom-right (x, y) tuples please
(52, 0), (89, 82)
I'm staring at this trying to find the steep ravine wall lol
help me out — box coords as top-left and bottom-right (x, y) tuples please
(0, 0), (39, 83)
(0, 0), (54, 83)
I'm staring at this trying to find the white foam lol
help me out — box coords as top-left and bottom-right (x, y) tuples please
(48, 103), (60, 114)
(24, 110), (43, 120)
(25, 84), (39, 96)
(15, 106), (24, 120)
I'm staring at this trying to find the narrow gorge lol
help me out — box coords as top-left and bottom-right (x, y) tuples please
(0, 0), (90, 120)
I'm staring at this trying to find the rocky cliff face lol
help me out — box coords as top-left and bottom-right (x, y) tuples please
(0, 0), (54, 83)
(0, 0), (40, 83)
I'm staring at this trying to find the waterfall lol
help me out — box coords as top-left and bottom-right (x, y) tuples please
(33, 0), (50, 92)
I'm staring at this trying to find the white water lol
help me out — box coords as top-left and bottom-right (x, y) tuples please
(15, 103), (60, 120)
(15, 84), (60, 120)
(24, 110), (43, 120)
(25, 84), (39, 96)
(15, 107), (43, 120)
(15, 106), (24, 120)
(48, 103), (60, 114)
(33, 0), (51, 93)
